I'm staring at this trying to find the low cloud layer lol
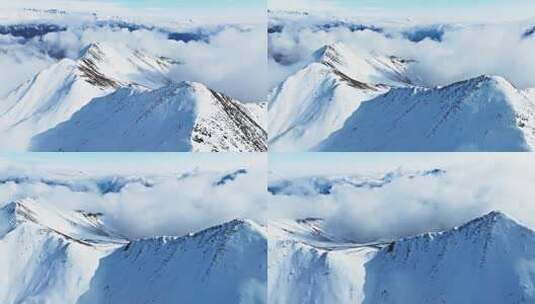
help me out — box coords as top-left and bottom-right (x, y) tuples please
(269, 18), (535, 90)
(0, 154), (267, 239)
(0, 21), (266, 101)
(270, 155), (535, 243)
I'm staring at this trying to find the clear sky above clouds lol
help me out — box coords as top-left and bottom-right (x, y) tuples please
(0, 0), (265, 21)
(0, 153), (266, 174)
(269, 0), (535, 21)
(269, 153), (535, 177)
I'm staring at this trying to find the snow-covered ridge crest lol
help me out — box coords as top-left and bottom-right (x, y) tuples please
(317, 74), (535, 151)
(77, 42), (172, 90)
(312, 42), (413, 88)
(268, 42), (413, 152)
(30, 81), (267, 152)
(0, 198), (267, 303)
(0, 41), (173, 150)
(0, 198), (126, 245)
(269, 211), (535, 304)
(365, 211), (535, 303)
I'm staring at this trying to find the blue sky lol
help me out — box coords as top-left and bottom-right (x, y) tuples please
(269, 153), (528, 177)
(0, 0), (265, 20)
(269, 0), (535, 21)
(0, 153), (265, 173)
(119, 0), (264, 11)
(276, 0), (535, 10)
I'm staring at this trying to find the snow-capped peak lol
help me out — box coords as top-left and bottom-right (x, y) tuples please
(0, 41), (174, 150)
(311, 42), (413, 87)
(362, 211), (535, 303)
(78, 218), (267, 303)
(454, 210), (523, 237)
(76, 41), (171, 90)
(317, 73), (535, 151)
(269, 42), (413, 151)
(0, 197), (267, 303)
(30, 81), (267, 152)
(0, 198), (126, 245)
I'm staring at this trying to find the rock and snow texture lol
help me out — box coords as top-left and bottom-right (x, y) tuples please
(268, 218), (377, 304)
(30, 82), (267, 152)
(364, 211), (535, 304)
(268, 212), (535, 304)
(268, 42), (412, 152)
(0, 42), (172, 149)
(0, 199), (267, 304)
(79, 219), (267, 304)
(0, 40), (266, 152)
(317, 75), (535, 151)
(0, 199), (126, 304)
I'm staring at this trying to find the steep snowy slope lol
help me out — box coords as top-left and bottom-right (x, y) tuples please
(269, 211), (535, 304)
(364, 211), (535, 304)
(0, 42), (172, 150)
(0, 199), (126, 304)
(268, 42), (412, 152)
(30, 82), (267, 152)
(1, 199), (267, 304)
(317, 75), (535, 151)
(268, 218), (380, 304)
(245, 101), (268, 130)
(79, 219), (267, 304)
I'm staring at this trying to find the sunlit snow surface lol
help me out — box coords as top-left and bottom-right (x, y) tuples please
(0, 8), (266, 151)
(267, 164), (535, 304)
(0, 158), (267, 304)
(268, 11), (535, 152)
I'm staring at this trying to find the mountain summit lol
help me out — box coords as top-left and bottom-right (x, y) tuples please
(317, 75), (535, 151)
(269, 211), (535, 304)
(0, 42), (172, 149)
(269, 42), (413, 152)
(30, 81), (267, 152)
(0, 199), (267, 303)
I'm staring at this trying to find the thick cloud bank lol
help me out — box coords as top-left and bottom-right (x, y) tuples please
(270, 155), (535, 243)
(269, 15), (535, 90)
(0, 18), (266, 101)
(0, 154), (267, 239)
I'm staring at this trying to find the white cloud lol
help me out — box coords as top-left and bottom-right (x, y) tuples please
(168, 26), (268, 102)
(270, 154), (535, 242)
(269, 0), (342, 12)
(0, 21), (266, 102)
(269, 18), (535, 90)
(0, 153), (267, 238)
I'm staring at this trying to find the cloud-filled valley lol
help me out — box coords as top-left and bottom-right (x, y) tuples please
(269, 154), (535, 243)
(0, 13), (266, 101)
(0, 154), (267, 239)
(268, 13), (535, 90)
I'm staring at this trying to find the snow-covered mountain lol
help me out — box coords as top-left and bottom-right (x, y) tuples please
(0, 199), (126, 304)
(0, 40), (266, 152)
(268, 218), (378, 304)
(317, 75), (535, 151)
(0, 42), (172, 149)
(30, 81), (267, 152)
(268, 42), (413, 152)
(0, 199), (267, 304)
(268, 211), (535, 304)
